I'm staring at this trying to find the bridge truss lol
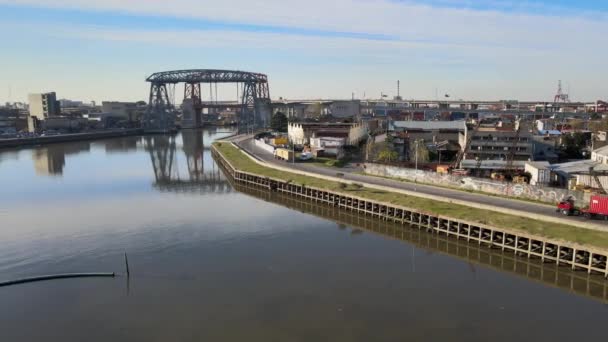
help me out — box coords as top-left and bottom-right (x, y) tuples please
(143, 69), (271, 131)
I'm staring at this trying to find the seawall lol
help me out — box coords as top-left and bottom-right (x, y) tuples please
(232, 180), (608, 304)
(212, 143), (608, 278)
(0, 129), (144, 149)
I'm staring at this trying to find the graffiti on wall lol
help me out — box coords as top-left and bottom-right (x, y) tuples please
(364, 163), (584, 204)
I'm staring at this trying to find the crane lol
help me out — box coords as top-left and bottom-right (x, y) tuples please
(586, 167), (607, 195)
(504, 119), (522, 173)
(452, 120), (481, 171)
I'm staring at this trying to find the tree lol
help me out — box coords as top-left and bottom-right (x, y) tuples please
(409, 139), (430, 163)
(561, 132), (588, 159)
(378, 149), (399, 162)
(589, 118), (608, 132)
(271, 112), (288, 132)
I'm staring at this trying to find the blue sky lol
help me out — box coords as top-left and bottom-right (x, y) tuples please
(0, 0), (606, 103)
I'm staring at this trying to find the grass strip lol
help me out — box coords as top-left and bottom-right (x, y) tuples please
(215, 142), (608, 250)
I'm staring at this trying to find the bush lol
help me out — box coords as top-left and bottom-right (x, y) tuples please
(377, 149), (399, 163)
(352, 183), (364, 190)
(338, 183), (347, 189)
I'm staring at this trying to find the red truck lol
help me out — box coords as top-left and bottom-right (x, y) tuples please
(557, 195), (608, 219)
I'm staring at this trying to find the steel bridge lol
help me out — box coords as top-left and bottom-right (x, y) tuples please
(143, 69), (271, 132)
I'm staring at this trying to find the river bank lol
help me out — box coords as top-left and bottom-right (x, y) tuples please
(213, 141), (608, 276)
(231, 180), (608, 304)
(0, 129), (144, 149)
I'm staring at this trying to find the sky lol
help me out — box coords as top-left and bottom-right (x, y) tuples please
(0, 0), (606, 104)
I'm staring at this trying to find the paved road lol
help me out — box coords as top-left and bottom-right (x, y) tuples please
(235, 136), (601, 228)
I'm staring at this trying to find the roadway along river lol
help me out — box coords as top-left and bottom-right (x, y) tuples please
(0, 129), (606, 341)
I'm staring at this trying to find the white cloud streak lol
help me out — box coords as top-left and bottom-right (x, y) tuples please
(0, 0), (606, 100)
(2, 0), (607, 49)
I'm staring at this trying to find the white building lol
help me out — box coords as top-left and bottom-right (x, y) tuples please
(310, 136), (346, 156)
(591, 145), (608, 164)
(28, 92), (60, 120)
(524, 161), (551, 186)
(288, 122), (368, 146)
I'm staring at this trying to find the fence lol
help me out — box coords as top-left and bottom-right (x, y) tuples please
(363, 163), (588, 204)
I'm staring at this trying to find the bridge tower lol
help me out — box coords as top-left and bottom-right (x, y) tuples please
(183, 82), (203, 128)
(241, 81), (271, 128)
(143, 82), (176, 132)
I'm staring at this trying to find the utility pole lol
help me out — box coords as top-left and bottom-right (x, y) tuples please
(415, 139), (419, 171)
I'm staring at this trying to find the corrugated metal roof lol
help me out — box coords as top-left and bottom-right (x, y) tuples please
(390, 120), (466, 131)
(593, 145), (608, 155)
(550, 160), (608, 176)
(525, 161), (551, 170)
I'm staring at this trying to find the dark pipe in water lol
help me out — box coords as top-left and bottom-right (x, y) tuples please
(0, 273), (115, 287)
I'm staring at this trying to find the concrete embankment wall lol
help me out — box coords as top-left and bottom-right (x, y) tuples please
(0, 129), (144, 149)
(212, 143), (608, 278)
(232, 139), (606, 232)
(253, 138), (276, 154)
(234, 181), (608, 304)
(363, 163), (588, 205)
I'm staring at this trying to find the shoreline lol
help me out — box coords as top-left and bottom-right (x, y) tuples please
(212, 140), (608, 277)
(231, 180), (608, 304)
(0, 129), (145, 149)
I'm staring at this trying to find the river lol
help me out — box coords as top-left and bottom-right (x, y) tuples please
(0, 129), (606, 341)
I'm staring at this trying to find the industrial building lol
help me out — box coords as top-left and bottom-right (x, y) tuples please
(288, 122), (368, 146)
(388, 121), (467, 161)
(272, 100), (361, 120)
(101, 101), (138, 121)
(28, 92), (60, 120)
(461, 118), (534, 172)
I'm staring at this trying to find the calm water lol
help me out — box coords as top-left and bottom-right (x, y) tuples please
(0, 129), (606, 341)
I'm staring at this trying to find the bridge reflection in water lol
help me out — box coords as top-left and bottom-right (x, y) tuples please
(227, 178), (608, 304)
(144, 130), (233, 194)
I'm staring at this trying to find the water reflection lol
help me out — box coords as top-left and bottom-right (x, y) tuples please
(32, 142), (90, 176)
(230, 180), (608, 304)
(145, 131), (232, 194)
(102, 136), (139, 154)
(20, 129), (234, 194)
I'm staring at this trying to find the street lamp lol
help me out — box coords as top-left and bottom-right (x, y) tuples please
(415, 139), (419, 171)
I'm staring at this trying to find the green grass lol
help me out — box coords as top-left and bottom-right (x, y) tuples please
(214, 142), (608, 250)
(354, 171), (555, 208)
(305, 156), (349, 168)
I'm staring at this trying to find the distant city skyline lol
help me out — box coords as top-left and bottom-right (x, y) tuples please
(1, 0), (607, 104)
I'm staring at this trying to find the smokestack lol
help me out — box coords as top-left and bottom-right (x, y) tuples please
(397, 80), (400, 97)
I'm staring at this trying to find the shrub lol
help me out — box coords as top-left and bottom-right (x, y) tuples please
(352, 183), (364, 190)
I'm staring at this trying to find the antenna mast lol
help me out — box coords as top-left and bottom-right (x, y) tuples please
(553, 80), (570, 103)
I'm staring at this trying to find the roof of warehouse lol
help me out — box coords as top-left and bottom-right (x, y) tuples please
(525, 161), (551, 170)
(390, 120), (466, 131)
(550, 159), (608, 176)
(593, 145), (608, 156)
